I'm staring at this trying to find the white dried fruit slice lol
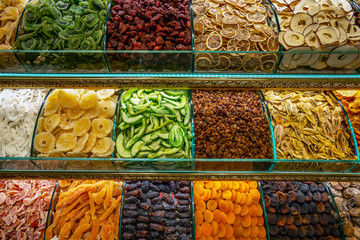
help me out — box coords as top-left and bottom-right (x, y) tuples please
(304, 32), (321, 49)
(44, 114), (60, 133)
(98, 100), (116, 118)
(327, 45), (359, 68)
(303, 23), (320, 36)
(283, 31), (305, 47)
(72, 133), (89, 153)
(91, 118), (113, 138)
(279, 31), (292, 50)
(59, 113), (75, 130)
(83, 106), (100, 119)
(250, 31), (267, 42)
(67, 106), (85, 120)
(313, 11), (329, 24)
(91, 137), (112, 155)
(97, 89), (115, 100)
(316, 27), (338, 46)
(79, 90), (98, 109)
(82, 132), (97, 153)
(34, 132), (56, 154)
(73, 117), (91, 136)
(37, 117), (45, 132)
(290, 13), (313, 34)
(348, 25), (360, 40)
(58, 89), (80, 108)
(330, 17), (349, 32)
(56, 133), (77, 152)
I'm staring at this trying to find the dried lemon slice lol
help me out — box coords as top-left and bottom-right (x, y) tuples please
(227, 39), (238, 51)
(98, 100), (116, 118)
(194, 22), (206, 36)
(72, 133), (89, 153)
(45, 114), (60, 133)
(261, 53), (278, 62)
(244, 4), (258, 12)
(59, 113), (75, 130)
(82, 132), (97, 153)
(193, 3), (208, 15)
(58, 89), (80, 108)
(97, 89), (115, 100)
(206, 34), (223, 50)
(259, 41), (269, 51)
(92, 137), (112, 155)
(73, 117), (91, 136)
(79, 90), (98, 109)
(195, 57), (212, 71)
(236, 39), (251, 51)
(222, 16), (238, 25)
(336, 90), (358, 98)
(257, 4), (266, 13)
(235, 28), (250, 40)
(92, 118), (113, 138)
(250, 31), (267, 42)
(267, 36), (280, 51)
(195, 42), (208, 50)
(243, 54), (261, 72)
(220, 28), (236, 38)
(246, 12), (266, 23)
(202, 17), (214, 29)
(56, 133), (77, 152)
(34, 132), (56, 153)
(261, 60), (276, 72)
(229, 56), (243, 71)
(216, 55), (231, 70)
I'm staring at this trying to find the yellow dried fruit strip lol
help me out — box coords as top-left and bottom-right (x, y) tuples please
(69, 223), (91, 240)
(88, 216), (100, 240)
(99, 195), (122, 221)
(103, 181), (114, 209)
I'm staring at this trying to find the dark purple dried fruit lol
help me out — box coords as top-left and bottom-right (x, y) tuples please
(124, 210), (138, 218)
(305, 225), (314, 238)
(163, 193), (175, 205)
(316, 202), (325, 213)
(318, 213), (329, 225)
(136, 216), (150, 223)
(178, 234), (191, 240)
(150, 223), (165, 231)
(328, 214), (336, 225)
(138, 209), (150, 216)
(142, 181), (150, 193)
(135, 230), (148, 238)
(151, 196), (163, 204)
(152, 204), (164, 211)
(293, 215), (302, 226)
(277, 204), (289, 214)
(312, 191), (322, 202)
(321, 192), (328, 203)
(317, 183), (325, 192)
(126, 190), (139, 196)
(150, 183), (161, 192)
(178, 212), (191, 218)
(269, 225), (280, 236)
(286, 214), (294, 225)
(123, 204), (137, 210)
(123, 218), (136, 225)
(270, 193), (280, 207)
(165, 227), (176, 234)
(279, 224), (288, 235)
(150, 215), (165, 224)
(287, 191), (297, 203)
(138, 189), (146, 201)
(268, 213), (278, 225)
(176, 225), (191, 234)
(276, 191), (288, 204)
(322, 225), (331, 235)
(180, 186), (190, 193)
(139, 202), (151, 211)
(330, 226), (341, 238)
(166, 219), (177, 226)
(288, 224), (298, 237)
(290, 203), (300, 215)
(165, 212), (177, 219)
(122, 232), (134, 239)
(308, 202), (316, 213)
(123, 224), (136, 232)
(299, 183), (310, 193)
(302, 214), (310, 224)
(178, 219), (191, 227)
(150, 231), (160, 238)
(298, 225), (307, 238)
(146, 191), (159, 199)
(125, 183), (137, 191)
(305, 191), (313, 202)
(177, 205), (189, 212)
(170, 181), (178, 193)
(300, 203), (309, 214)
(159, 184), (171, 193)
(179, 181), (190, 186)
(310, 214), (319, 225)
(164, 205), (177, 211)
(136, 223), (148, 230)
(314, 224), (324, 237)
(124, 196), (138, 203)
(277, 214), (286, 227)
(296, 191), (305, 203)
(264, 195), (271, 208)
(267, 206), (276, 213)
(165, 234), (177, 240)
(309, 182), (318, 192)
(153, 211), (165, 217)
(175, 193), (190, 199)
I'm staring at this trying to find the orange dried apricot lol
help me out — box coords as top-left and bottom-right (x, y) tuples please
(215, 190), (222, 199)
(205, 236), (214, 240)
(251, 217), (258, 226)
(196, 225), (202, 238)
(225, 224), (233, 238)
(197, 200), (206, 212)
(201, 222), (212, 237)
(248, 181), (258, 189)
(205, 181), (214, 189)
(234, 204), (241, 215)
(207, 199), (218, 211)
(220, 211), (227, 224)
(213, 181), (221, 190)
(194, 193), (201, 204)
(239, 182), (246, 193)
(243, 227), (252, 237)
(233, 225), (243, 238)
(245, 193), (253, 205)
(244, 182), (250, 192)
(204, 210), (214, 222)
(227, 182), (233, 190)
(258, 226), (267, 238)
(235, 191), (242, 204)
(213, 209), (222, 223)
(211, 221), (219, 236)
(232, 181), (240, 190)
(219, 200), (229, 213)
(248, 204), (258, 217)
(250, 188), (261, 200)
(195, 182), (204, 195)
(198, 234), (206, 240)
(241, 215), (252, 228)
(226, 212), (236, 224)
(240, 205), (249, 216)
(257, 216), (264, 226)
(211, 189), (218, 199)
(250, 226), (259, 238)
(218, 223), (226, 238)
(226, 200), (234, 212)
(239, 193), (247, 205)
(231, 190), (237, 202)
(233, 215), (241, 227)
(222, 190), (232, 200)
(227, 237), (235, 240)
(195, 210), (204, 224)
(256, 204), (263, 216)
(221, 182), (228, 190)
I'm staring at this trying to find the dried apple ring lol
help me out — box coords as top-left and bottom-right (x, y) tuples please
(283, 31), (305, 47)
(206, 34), (223, 50)
(242, 54), (261, 72)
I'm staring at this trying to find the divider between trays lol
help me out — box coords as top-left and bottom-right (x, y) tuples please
(258, 181), (271, 240)
(44, 180), (59, 240)
(325, 182), (346, 240)
(111, 89), (123, 169)
(103, 1), (112, 73)
(190, 181), (196, 240)
(118, 181), (126, 239)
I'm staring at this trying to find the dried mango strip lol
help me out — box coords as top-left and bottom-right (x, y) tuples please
(88, 216), (100, 240)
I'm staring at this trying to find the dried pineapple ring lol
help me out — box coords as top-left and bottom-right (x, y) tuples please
(82, 132), (97, 153)
(73, 117), (91, 136)
(243, 54), (261, 72)
(56, 133), (77, 152)
(84, 106), (100, 119)
(96, 141), (115, 157)
(91, 137), (112, 155)
(58, 89), (80, 108)
(97, 89), (115, 100)
(246, 12), (266, 23)
(59, 113), (75, 130)
(44, 96), (60, 116)
(335, 90), (357, 98)
(45, 114), (61, 133)
(37, 117), (45, 132)
(67, 106), (85, 120)
(79, 90), (98, 109)
(98, 100), (116, 118)
(206, 34), (222, 50)
(91, 118), (113, 138)
(34, 132), (56, 153)
(47, 150), (66, 158)
(72, 133), (89, 153)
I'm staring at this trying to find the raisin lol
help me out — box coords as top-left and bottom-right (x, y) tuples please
(151, 215), (165, 224)
(137, 216), (150, 223)
(123, 204), (137, 210)
(123, 210), (138, 218)
(123, 218), (136, 225)
(150, 223), (165, 231)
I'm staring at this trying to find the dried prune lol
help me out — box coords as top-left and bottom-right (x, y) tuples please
(277, 204), (289, 214)
(321, 192), (328, 203)
(176, 225), (191, 234)
(150, 223), (165, 231)
(153, 211), (165, 217)
(305, 225), (315, 237)
(122, 232), (134, 239)
(290, 203), (300, 215)
(268, 213), (278, 225)
(179, 181), (190, 186)
(175, 193), (190, 199)
(164, 205), (177, 211)
(300, 203), (309, 214)
(309, 182), (318, 192)
(165, 234), (177, 240)
(178, 212), (191, 218)
(150, 183), (161, 192)
(152, 204), (164, 211)
(159, 184), (171, 193)
(125, 196), (138, 203)
(124, 224), (136, 232)
(270, 225), (280, 236)
(288, 224), (298, 237)
(328, 214), (336, 225)
(170, 181), (178, 193)
(139, 202), (151, 210)
(298, 225), (307, 238)
(164, 212), (177, 219)
(277, 214), (287, 227)
(126, 190), (139, 196)
(293, 215), (302, 226)
(299, 183), (310, 193)
(177, 205), (189, 212)
(314, 224), (324, 237)
(178, 234), (191, 240)
(270, 193), (280, 206)
(151, 196), (163, 204)
(288, 191), (297, 203)
(146, 191), (159, 199)
(264, 195), (271, 208)
(330, 226), (341, 238)
(308, 202), (317, 213)
(296, 191), (305, 203)
(150, 215), (165, 223)
(323, 225), (331, 235)
(316, 202), (325, 213)
(124, 210), (138, 218)
(136, 216), (150, 223)
(162, 193), (174, 205)
(150, 231), (160, 238)
(138, 209), (150, 217)
(276, 191), (288, 204)
(286, 214), (294, 225)
(165, 226), (176, 234)
(302, 214), (310, 224)
(126, 183), (137, 191)
(312, 191), (322, 202)
(279, 224), (288, 235)
(318, 213), (329, 225)
(317, 183), (325, 192)
(142, 181), (150, 193)
(135, 230), (148, 238)
(178, 219), (191, 227)
(166, 219), (177, 226)
(137, 223), (149, 230)
(305, 191), (313, 202)
(124, 204), (137, 210)
(310, 214), (319, 225)
(180, 186), (190, 193)
(123, 218), (136, 225)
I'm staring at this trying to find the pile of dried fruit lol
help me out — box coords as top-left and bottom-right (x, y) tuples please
(194, 181), (267, 239)
(121, 180), (192, 239)
(116, 89), (192, 159)
(107, 0), (191, 50)
(0, 180), (56, 239)
(0, 89), (47, 157)
(329, 182), (360, 239)
(264, 90), (356, 160)
(272, 0), (360, 70)
(193, 90), (272, 159)
(335, 90), (360, 149)
(261, 181), (341, 239)
(193, 0), (279, 72)
(33, 89), (118, 158)
(45, 180), (123, 240)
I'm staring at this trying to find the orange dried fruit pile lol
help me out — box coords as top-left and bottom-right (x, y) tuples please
(45, 180), (123, 240)
(194, 181), (267, 240)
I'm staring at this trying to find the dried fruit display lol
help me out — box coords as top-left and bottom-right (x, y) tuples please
(335, 90), (360, 149)
(33, 89), (118, 158)
(0, 89), (48, 157)
(45, 180), (123, 240)
(0, 180), (56, 239)
(121, 180), (193, 239)
(115, 89), (192, 159)
(264, 90), (356, 160)
(193, 90), (272, 159)
(193, 0), (280, 72)
(329, 182), (360, 239)
(261, 181), (341, 239)
(271, 0), (360, 70)
(194, 181), (267, 239)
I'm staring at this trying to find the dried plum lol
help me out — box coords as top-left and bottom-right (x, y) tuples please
(321, 192), (328, 203)
(322, 225), (331, 235)
(299, 183), (310, 193)
(305, 191), (313, 202)
(308, 202), (317, 213)
(330, 226), (341, 238)
(318, 213), (329, 225)
(270, 193), (280, 206)
(166, 219), (177, 226)
(175, 193), (190, 199)
(137, 216), (150, 223)
(146, 191), (159, 199)
(178, 205), (189, 212)
(142, 181), (150, 193)
(126, 190), (139, 196)
(135, 230), (148, 238)
(286, 214), (294, 225)
(123, 224), (136, 232)
(288, 191), (297, 203)
(288, 224), (298, 237)
(151, 196), (163, 204)
(305, 225), (315, 238)
(279, 224), (288, 235)
(298, 225), (307, 238)
(269, 225), (280, 236)
(309, 182), (318, 192)
(276, 191), (288, 204)
(300, 203), (309, 214)
(293, 215), (302, 226)
(268, 206), (277, 213)
(302, 214), (310, 224)
(165, 226), (176, 234)
(312, 191), (322, 202)
(180, 186), (191, 193)
(124, 196), (138, 203)
(317, 183), (325, 192)
(268, 213), (278, 225)
(296, 191), (305, 203)
(314, 224), (324, 237)
(164, 205), (177, 211)
(277, 214), (286, 227)
(152, 204), (164, 211)
(178, 212), (191, 218)
(264, 195), (271, 208)
(178, 219), (192, 227)
(316, 202), (325, 213)
(290, 203), (300, 215)
(328, 214), (336, 225)
(178, 234), (191, 240)
(151, 215), (166, 223)
(162, 193), (175, 205)
(176, 225), (191, 234)
(277, 204), (289, 214)
(310, 214), (319, 225)
(123, 204), (137, 210)
(149, 183), (161, 192)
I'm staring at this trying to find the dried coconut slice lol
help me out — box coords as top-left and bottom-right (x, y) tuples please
(34, 132), (56, 153)
(206, 34), (223, 50)
(56, 133), (77, 152)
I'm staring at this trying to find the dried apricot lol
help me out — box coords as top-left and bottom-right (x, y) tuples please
(233, 215), (242, 227)
(248, 181), (258, 189)
(231, 190), (237, 202)
(256, 204), (263, 216)
(251, 217), (258, 226)
(248, 204), (258, 217)
(211, 221), (219, 236)
(241, 215), (252, 228)
(207, 200), (218, 211)
(239, 193), (247, 205)
(204, 210), (214, 222)
(219, 200), (229, 213)
(227, 182), (233, 190)
(235, 191), (242, 203)
(257, 216), (264, 226)
(244, 182), (250, 192)
(211, 189), (218, 199)
(226, 212), (236, 224)
(198, 234), (206, 240)
(218, 223), (227, 238)
(220, 211), (227, 224)
(197, 200), (206, 212)
(205, 236), (214, 240)
(195, 210), (204, 224)
(213, 181), (221, 190)
(258, 226), (267, 238)
(239, 182), (246, 193)
(250, 188), (261, 200)
(243, 227), (252, 237)
(240, 205), (249, 216)
(222, 190), (232, 200)
(195, 182), (204, 195)
(233, 225), (243, 238)
(205, 181), (214, 189)
(232, 182), (240, 190)
(196, 225), (202, 238)
(234, 204), (241, 215)
(213, 209), (223, 223)
(221, 182), (228, 190)
(227, 200), (234, 212)
(225, 224), (233, 238)
(250, 226), (259, 238)
(201, 222), (213, 237)
(245, 193), (253, 205)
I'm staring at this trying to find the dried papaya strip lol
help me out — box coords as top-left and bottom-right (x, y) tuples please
(68, 205), (90, 222)
(60, 221), (75, 239)
(101, 219), (111, 240)
(103, 181), (114, 209)
(99, 195), (121, 221)
(93, 187), (107, 205)
(45, 225), (54, 240)
(58, 192), (87, 212)
(89, 192), (96, 217)
(69, 223), (91, 240)
(114, 203), (121, 240)
(88, 216), (100, 240)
